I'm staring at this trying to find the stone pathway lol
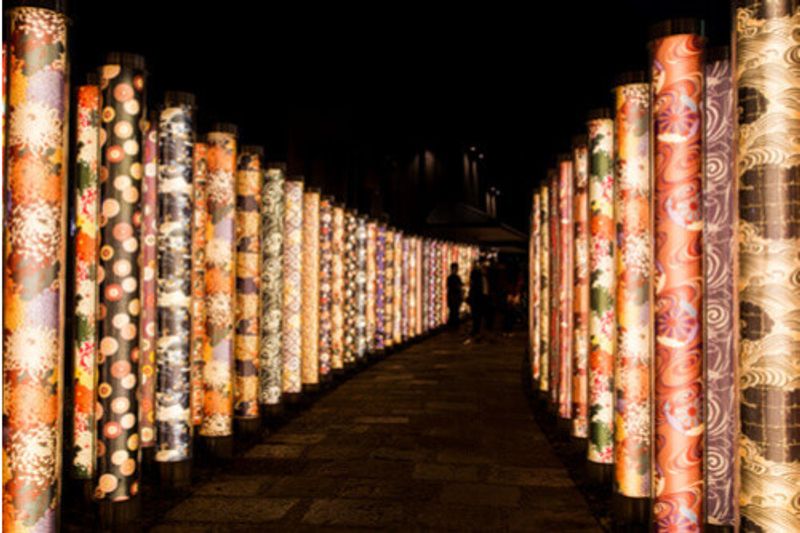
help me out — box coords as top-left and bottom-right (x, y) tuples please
(151, 329), (600, 531)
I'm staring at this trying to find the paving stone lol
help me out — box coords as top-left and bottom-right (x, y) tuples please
(436, 448), (494, 464)
(193, 476), (274, 497)
(487, 465), (574, 487)
(413, 503), (509, 530)
(164, 497), (298, 522)
(301, 498), (406, 527)
(412, 462), (482, 482)
(264, 475), (340, 498)
(244, 444), (305, 459)
(338, 477), (439, 501)
(266, 433), (326, 445)
(353, 416), (410, 424)
(440, 483), (521, 507)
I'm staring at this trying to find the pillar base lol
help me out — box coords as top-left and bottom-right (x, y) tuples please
(586, 461), (613, 487)
(140, 446), (156, 479)
(613, 494), (650, 529)
(556, 417), (572, 437)
(97, 495), (141, 530)
(235, 417), (262, 441)
(283, 392), (303, 405)
(201, 435), (234, 461)
(705, 525), (734, 533)
(158, 459), (192, 490)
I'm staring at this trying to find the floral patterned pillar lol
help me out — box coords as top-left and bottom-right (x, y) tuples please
(155, 92), (195, 463)
(384, 228), (395, 347)
(416, 239), (424, 336)
(330, 205), (345, 370)
(571, 138), (590, 438)
(355, 215), (368, 359)
(394, 231), (404, 344)
(282, 179), (304, 393)
(539, 184), (550, 393)
(558, 157), (574, 420)
(343, 210), (358, 366)
(530, 193), (541, 384)
(613, 76), (653, 503)
(651, 24), (704, 529)
(587, 109), (615, 471)
(190, 142), (208, 426)
(95, 52), (147, 503)
(736, 4), (800, 530)
(234, 147), (262, 419)
(365, 221), (377, 352)
(301, 188), (320, 385)
(408, 236), (417, 338)
(318, 196), (333, 378)
(3, 6), (69, 528)
(140, 114), (158, 450)
(402, 236), (411, 339)
(72, 81), (101, 479)
(259, 163), (285, 407)
(200, 124), (238, 439)
(375, 224), (387, 350)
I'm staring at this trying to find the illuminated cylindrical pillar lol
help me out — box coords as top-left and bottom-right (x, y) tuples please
(539, 184), (550, 393)
(416, 239), (424, 336)
(343, 210), (358, 366)
(140, 114), (158, 450)
(613, 75), (653, 506)
(259, 163), (285, 407)
(558, 157), (574, 421)
(282, 179), (304, 394)
(318, 195), (334, 378)
(355, 215), (368, 359)
(366, 220), (377, 352)
(95, 52), (147, 503)
(651, 23), (704, 529)
(393, 231), (404, 344)
(302, 188), (320, 385)
(402, 236), (410, 339)
(201, 124), (238, 443)
(703, 47), (736, 529)
(587, 109), (615, 475)
(571, 138), (589, 438)
(234, 147), (262, 420)
(3, 6), (69, 528)
(530, 194), (540, 385)
(190, 143), (208, 427)
(330, 205), (345, 370)
(736, 4), (800, 530)
(155, 92), (195, 465)
(72, 81), (101, 479)
(548, 170), (560, 406)
(408, 236), (417, 338)
(375, 224), (387, 350)
(384, 228), (395, 347)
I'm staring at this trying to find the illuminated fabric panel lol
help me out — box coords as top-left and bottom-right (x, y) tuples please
(366, 221), (377, 351)
(416, 239), (424, 335)
(71, 83), (101, 479)
(539, 184), (550, 392)
(548, 170), (560, 405)
(530, 196), (540, 383)
(3, 7), (69, 526)
(330, 206), (345, 369)
(652, 31), (704, 530)
(343, 211), (358, 365)
(201, 129), (237, 436)
(571, 141), (589, 438)
(558, 159), (574, 420)
(318, 196), (333, 376)
(95, 53), (147, 501)
(587, 114), (615, 465)
(393, 231), (404, 343)
(384, 228), (395, 347)
(613, 81), (652, 498)
(355, 216), (368, 359)
(190, 143), (208, 426)
(281, 179), (304, 392)
(402, 236), (410, 339)
(736, 4), (800, 530)
(259, 165), (285, 405)
(375, 224), (387, 350)
(155, 96), (195, 462)
(139, 116), (158, 448)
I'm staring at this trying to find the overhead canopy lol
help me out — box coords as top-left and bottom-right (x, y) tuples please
(425, 202), (527, 253)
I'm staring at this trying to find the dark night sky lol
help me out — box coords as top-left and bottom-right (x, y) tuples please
(66, 0), (731, 233)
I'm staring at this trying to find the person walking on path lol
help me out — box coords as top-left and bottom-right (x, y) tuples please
(446, 262), (464, 330)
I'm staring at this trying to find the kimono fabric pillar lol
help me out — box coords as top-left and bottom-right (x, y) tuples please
(530, 193), (541, 385)
(318, 196), (334, 381)
(613, 73), (653, 525)
(234, 146), (262, 435)
(384, 228), (395, 349)
(365, 221), (377, 352)
(557, 156), (574, 425)
(72, 81), (101, 481)
(736, 3), (800, 530)
(342, 211), (358, 367)
(190, 143), (208, 427)
(259, 163), (285, 412)
(407, 237), (417, 338)
(200, 123), (238, 459)
(548, 169), (560, 409)
(356, 216), (369, 359)
(375, 224), (387, 351)
(416, 239), (424, 336)
(651, 22), (704, 530)
(330, 205), (345, 372)
(155, 92), (195, 486)
(281, 179), (304, 400)
(401, 237), (410, 340)
(571, 137), (590, 439)
(301, 188), (321, 389)
(94, 52), (146, 522)
(587, 108), (615, 485)
(3, 6), (69, 531)
(393, 231), (404, 345)
(539, 183), (550, 395)
(703, 48), (737, 529)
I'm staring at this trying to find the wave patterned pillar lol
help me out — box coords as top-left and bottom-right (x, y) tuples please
(318, 196), (333, 378)
(613, 76), (653, 505)
(259, 164), (285, 406)
(201, 125), (238, 438)
(587, 109), (615, 472)
(330, 205), (345, 370)
(704, 48), (737, 528)
(155, 92), (195, 463)
(3, 6), (69, 528)
(281, 179), (304, 393)
(95, 52), (147, 503)
(72, 81), (101, 479)
(190, 142), (208, 427)
(651, 24), (704, 530)
(736, 3), (800, 531)
(234, 147), (262, 419)
(558, 157), (574, 420)
(572, 139), (590, 438)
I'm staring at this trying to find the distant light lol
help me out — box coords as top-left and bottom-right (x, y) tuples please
(478, 153), (484, 160)
(469, 146), (477, 152)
